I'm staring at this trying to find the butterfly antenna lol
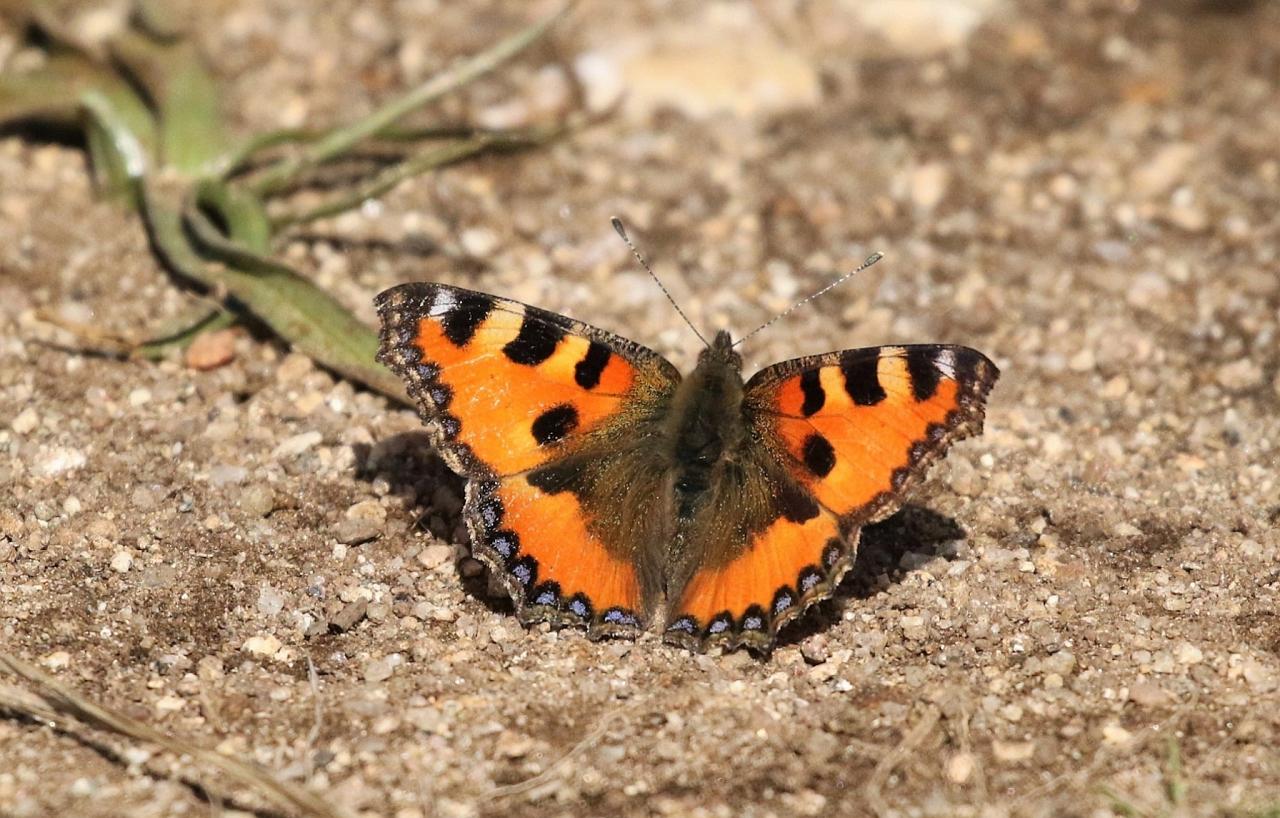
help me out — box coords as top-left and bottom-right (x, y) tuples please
(732, 252), (885, 349)
(611, 217), (711, 349)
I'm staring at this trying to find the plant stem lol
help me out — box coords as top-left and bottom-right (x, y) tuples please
(249, 2), (570, 196)
(270, 127), (559, 230)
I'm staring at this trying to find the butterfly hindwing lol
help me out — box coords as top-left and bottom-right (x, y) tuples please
(375, 283), (680, 636)
(664, 344), (998, 652)
(663, 451), (855, 653)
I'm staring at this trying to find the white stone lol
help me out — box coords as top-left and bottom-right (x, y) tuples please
(946, 752), (975, 783)
(42, 650), (72, 670)
(257, 584), (286, 617)
(845, 0), (1002, 56)
(1175, 643), (1204, 665)
(1101, 723), (1134, 746)
(10, 408), (38, 434)
(110, 550), (133, 573)
(241, 634), (283, 657)
(35, 446), (87, 477)
(272, 431), (322, 459)
(991, 739), (1034, 762)
(908, 163), (950, 212)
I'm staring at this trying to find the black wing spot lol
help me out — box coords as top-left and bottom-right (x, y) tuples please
(799, 369), (825, 416)
(526, 460), (583, 495)
(777, 477), (819, 523)
(531, 404), (579, 446)
(575, 342), (612, 390)
(841, 352), (886, 406)
(802, 433), (836, 478)
(906, 347), (941, 401)
(441, 293), (493, 346)
(504, 316), (565, 365)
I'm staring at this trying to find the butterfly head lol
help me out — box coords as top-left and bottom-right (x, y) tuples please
(699, 329), (742, 372)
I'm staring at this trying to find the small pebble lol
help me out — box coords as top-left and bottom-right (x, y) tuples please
(947, 752), (975, 783)
(909, 163), (950, 211)
(272, 431), (322, 460)
(36, 447), (87, 477)
(363, 653), (402, 682)
(276, 353), (313, 382)
(991, 740), (1034, 763)
(330, 598), (369, 633)
(1102, 723), (1134, 746)
(418, 544), (455, 570)
(257, 584), (286, 617)
(1175, 643), (1204, 665)
(209, 464), (248, 487)
(334, 517), (381, 545)
(42, 650), (71, 670)
(10, 407), (38, 434)
(185, 328), (237, 370)
(494, 730), (535, 759)
(1129, 681), (1172, 707)
(110, 550), (133, 573)
(800, 634), (831, 665)
(242, 634), (282, 657)
(1216, 358), (1263, 392)
(239, 485), (276, 518)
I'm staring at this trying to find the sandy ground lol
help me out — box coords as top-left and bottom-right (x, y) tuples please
(2, 1), (1279, 816)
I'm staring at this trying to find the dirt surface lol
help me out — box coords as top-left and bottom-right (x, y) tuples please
(2, 1), (1280, 816)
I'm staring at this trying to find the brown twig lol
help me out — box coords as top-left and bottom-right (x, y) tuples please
(0, 652), (350, 818)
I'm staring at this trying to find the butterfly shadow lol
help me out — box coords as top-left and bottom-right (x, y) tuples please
(774, 503), (968, 649)
(353, 430), (468, 537)
(354, 431), (518, 615)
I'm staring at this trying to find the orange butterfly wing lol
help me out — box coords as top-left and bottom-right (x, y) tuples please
(665, 345), (998, 652)
(376, 284), (679, 636)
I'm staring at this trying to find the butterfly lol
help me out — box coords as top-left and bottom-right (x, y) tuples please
(374, 245), (998, 654)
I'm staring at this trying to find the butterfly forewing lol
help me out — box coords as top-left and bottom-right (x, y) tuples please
(747, 344), (998, 523)
(375, 283), (680, 638)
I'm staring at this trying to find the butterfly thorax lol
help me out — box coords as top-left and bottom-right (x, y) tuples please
(668, 330), (745, 519)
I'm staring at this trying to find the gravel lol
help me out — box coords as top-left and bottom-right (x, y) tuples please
(2, 1), (1279, 817)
